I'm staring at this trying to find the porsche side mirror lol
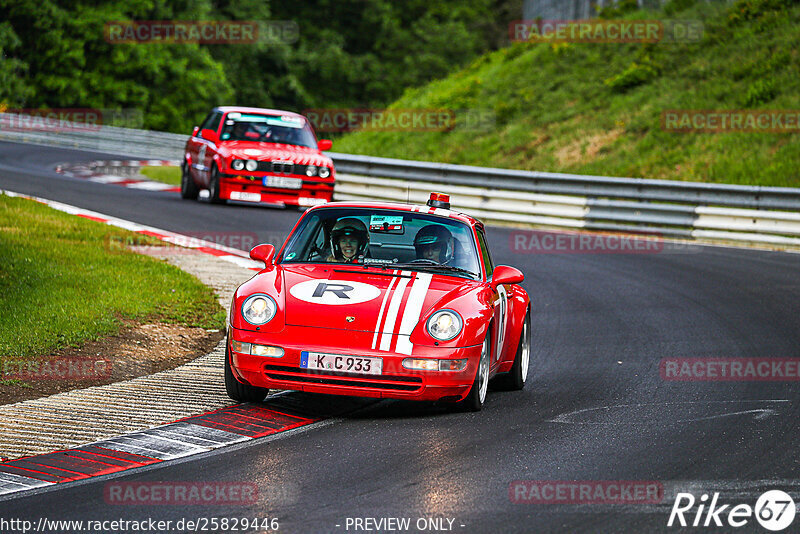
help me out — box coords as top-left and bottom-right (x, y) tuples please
(250, 244), (275, 267)
(491, 265), (524, 288)
(318, 139), (333, 151)
(200, 128), (218, 143)
(192, 126), (200, 137)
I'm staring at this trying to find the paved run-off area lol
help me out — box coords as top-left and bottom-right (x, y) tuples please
(0, 250), (255, 461)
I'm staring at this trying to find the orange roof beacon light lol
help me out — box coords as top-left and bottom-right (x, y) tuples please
(427, 192), (451, 210)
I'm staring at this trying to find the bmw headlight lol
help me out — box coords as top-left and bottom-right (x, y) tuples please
(318, 166), (331, 178)
(245, 160), (258, 171)
(232, 159), (245, 171)
(241, 294), (277, 325)
(426, 310), (463, 341)
(306, 165), (317, 177)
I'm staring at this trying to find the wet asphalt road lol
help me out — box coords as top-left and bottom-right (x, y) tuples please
(1, 141), (800, 533)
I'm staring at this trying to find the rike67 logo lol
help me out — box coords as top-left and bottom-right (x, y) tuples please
(668, 490), (796, 531)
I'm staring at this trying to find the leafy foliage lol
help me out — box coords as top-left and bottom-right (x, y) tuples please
(604, 56), (661, 92)
(335, 0), (800, 187)
(0, 0), (518, 132)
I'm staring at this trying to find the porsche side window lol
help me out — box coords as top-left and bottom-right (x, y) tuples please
(281, 214), (323, 261)
(308, 222), (329, 260)
(477, 229), (493, 278)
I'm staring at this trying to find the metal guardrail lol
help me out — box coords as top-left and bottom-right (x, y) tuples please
(0, 113), (185, 161)
(1, 112), (798, 246)
(330, 154), (800, 245)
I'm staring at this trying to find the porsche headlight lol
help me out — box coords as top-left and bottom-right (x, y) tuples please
(318, 166), (331, 178)
(241, 294), (277, 325)
(232, 159), (245, 171)
(306, 165), (317, 177)
(245, 160), (258, 171)
(426, 310), (463, 341)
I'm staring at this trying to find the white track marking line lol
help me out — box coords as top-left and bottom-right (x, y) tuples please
(0, 473), (53, 496)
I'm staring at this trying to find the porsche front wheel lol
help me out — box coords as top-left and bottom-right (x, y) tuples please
(225, 344), (269, 403)
(458, 331), (491, 412)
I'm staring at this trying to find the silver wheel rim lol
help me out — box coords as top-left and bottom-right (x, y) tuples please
(520, 315), (530, 382)
(478, 336), (490, 404)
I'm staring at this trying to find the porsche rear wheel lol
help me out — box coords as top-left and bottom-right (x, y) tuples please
(180, 161), (199, 200)
(493, 308), (531, 391)
(208, 164), (225, 204)
(458, 331), (491, 412)
(225, 343), (269, 403)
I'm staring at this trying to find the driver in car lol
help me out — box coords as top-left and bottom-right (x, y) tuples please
(232, 121), (259, 140)
(327, 218), (369, 263)
(413, 225), (454, 264)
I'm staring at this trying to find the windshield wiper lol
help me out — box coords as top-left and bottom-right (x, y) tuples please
(393, 263), (479, 278)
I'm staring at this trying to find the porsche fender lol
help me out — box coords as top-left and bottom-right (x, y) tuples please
(409, 282), (496, 349)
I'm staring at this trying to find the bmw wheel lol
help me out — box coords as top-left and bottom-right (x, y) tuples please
(208, 164), (226, 204)
(180, 161), (199, 200)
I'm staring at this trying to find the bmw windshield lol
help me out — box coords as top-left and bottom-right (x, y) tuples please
(220, 112), (318, 148)
(278, 208), (482, 280)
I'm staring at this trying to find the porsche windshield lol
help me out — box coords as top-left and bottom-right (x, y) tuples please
(219, 112), (317, 148)
(279, 208), (482, 279)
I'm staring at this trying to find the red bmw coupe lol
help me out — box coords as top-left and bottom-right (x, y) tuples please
(182, 106), (335, 208)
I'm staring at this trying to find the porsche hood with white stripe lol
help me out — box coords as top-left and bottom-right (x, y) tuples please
(282, 265), (473, 354)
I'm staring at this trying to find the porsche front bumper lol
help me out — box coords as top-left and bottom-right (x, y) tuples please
(228, 325), (482, 402)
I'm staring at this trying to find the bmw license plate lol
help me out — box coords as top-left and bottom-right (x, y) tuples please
(264, 176), (302, 189)
(229, 191), (261, 202)
(300, 351), (382, 376)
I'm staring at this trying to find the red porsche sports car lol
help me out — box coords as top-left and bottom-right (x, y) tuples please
(182, 106), (335, 208)
(226, 193), (531, 411)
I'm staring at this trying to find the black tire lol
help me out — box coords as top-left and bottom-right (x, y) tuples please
(208, 164), (226, 204)
(492, 308), (531, 391)
(456, 331), (491, 412)
(180, 161), (199, 200)
(225, 343), (269, 403)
